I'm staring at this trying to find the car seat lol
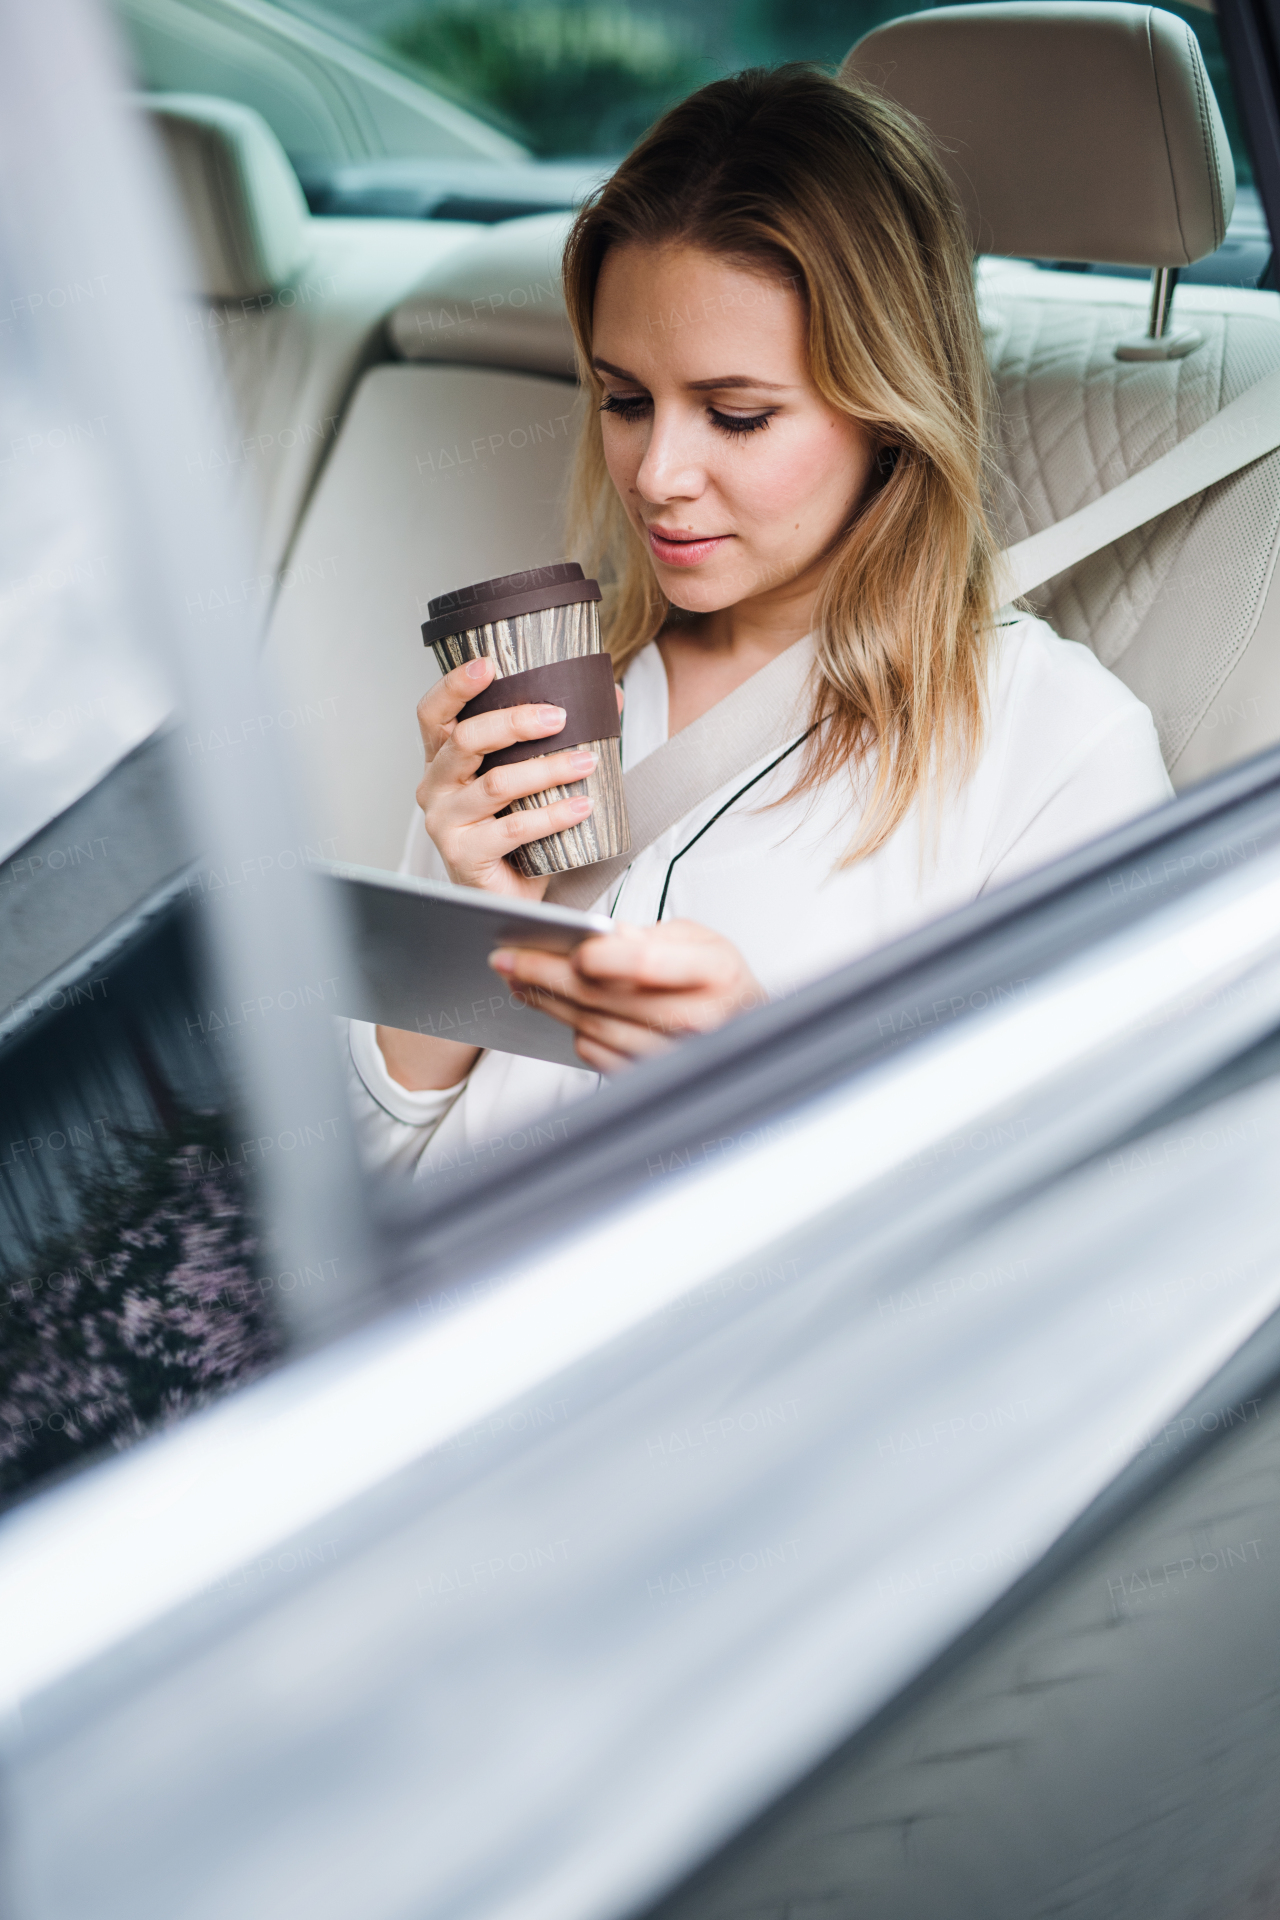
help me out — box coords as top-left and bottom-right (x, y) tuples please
(260, 207), (581, 867)
(845, 2), (1280, 790)
(141, 93), (477, 584)
(267, 3), (1280, 868)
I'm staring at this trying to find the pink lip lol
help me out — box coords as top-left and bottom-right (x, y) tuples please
(646, 525), (731, 568)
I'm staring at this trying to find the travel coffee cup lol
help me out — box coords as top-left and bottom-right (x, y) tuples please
(421, 561), (630, 878)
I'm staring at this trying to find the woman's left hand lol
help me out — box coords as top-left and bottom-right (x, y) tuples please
(490, 920), (767, 1073)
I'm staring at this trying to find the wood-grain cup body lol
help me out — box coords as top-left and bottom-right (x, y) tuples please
(431, 597), (629, 877)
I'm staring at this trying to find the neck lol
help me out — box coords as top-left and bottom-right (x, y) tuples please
(666, 568), (821, 663)
(657, 577), (819, 735)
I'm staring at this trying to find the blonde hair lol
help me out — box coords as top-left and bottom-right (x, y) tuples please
(562, 64), (1002, 861)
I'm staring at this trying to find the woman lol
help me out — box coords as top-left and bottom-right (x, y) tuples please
(347, 65), (1171, 1177)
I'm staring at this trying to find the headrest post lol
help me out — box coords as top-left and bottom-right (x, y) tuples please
(1148, 265), (1178, 338)
(1116, 263), (1202, 361)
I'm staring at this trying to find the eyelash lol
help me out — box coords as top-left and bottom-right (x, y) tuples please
(599, 393), (774, 437)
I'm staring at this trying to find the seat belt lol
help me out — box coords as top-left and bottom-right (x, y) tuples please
(999, 365), (1280, 600)
(545, 636), (816, 909)
(546, 367), (1280, 911)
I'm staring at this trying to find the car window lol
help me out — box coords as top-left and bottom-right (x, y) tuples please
(7, 0), (1272, 1530)
(10, 12), (1280, 1902)
(0, 36), (376, 1509)
(277, 0), (1249, 175)
(119, 0), (1267, 284)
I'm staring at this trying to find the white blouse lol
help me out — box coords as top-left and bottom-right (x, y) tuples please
(345, 616), (1173, 1180)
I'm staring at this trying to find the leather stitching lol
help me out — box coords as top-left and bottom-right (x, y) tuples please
(987, 292), (1234, 664)
(1186, 28), (1225, 251)
(1147, 10), (1192, 266)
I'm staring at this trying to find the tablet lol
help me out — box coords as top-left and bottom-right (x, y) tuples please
(320, 860), (616, 1070)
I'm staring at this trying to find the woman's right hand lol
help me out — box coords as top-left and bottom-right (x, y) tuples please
(415, 656), (596, 900)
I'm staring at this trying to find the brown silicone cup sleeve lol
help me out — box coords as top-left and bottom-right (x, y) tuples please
(458, 654), (621, 772)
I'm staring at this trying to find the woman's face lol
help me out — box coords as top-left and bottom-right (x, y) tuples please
(592, 242), (877, 620)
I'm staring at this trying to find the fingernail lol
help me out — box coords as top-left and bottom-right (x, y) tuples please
(489, 949), (514, 973)
(537, 704), (567, 727)
(569, 750), (597, 772)
(571, 795), (593, 817)
(465, 658), (488, 681)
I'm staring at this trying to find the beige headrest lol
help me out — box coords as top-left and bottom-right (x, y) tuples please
(843, 3), (1235, 268)
(142, 93), (313, 299)
(389, 212), (577, 376)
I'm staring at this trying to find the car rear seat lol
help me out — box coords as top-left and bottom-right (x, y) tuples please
(260, 211), (579, 867)
(842, 2), (1280, 792)
(267, 3), (1280, 871)
(974, 255), (1280, 786)
(142, 93), (481, 585)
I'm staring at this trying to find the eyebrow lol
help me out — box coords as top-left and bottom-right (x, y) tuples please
(593, 357), (791, 392)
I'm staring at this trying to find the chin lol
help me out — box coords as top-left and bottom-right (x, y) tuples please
(654, 572), (740, 616)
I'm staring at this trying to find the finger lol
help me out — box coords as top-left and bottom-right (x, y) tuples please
(493, 944), (726, 1029)
(505, 981), (580, 1027)
(490, 947), (584, 1000)
(513, 984), (674, 1061)
(476, 747), (598, 810)
(575, 1033), (638, 1074)
(428, 705), (573, 799)
(494, 950), (702, 1039)
(492, 944), (637, 1008)
(429, 746), (597, 835)
(417, 657), (495, 757)
(494, 968), (654, 1035)
(451, 701), (570, 763)
(468, 792), (593, 861)
(566, 1003), (677, 1058)
(572, 931), (732, 992)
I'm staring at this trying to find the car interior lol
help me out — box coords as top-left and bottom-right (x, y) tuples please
(0, 0), (1270, 1484)
(120, 1), (1280, 877)
(7, 0), (1280, 1910)
(1, 0), (1275, 1488)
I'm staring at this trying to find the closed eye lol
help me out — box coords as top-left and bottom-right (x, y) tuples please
(709, 408), (774, 437)
(600, 392), (649, 421)
(599, 393), (776, 437)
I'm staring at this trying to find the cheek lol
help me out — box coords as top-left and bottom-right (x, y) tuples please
(733, 420), (872, 533)
(600, 420), (640, 498)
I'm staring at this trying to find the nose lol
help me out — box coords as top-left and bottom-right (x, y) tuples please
(633, 402), (706, 506)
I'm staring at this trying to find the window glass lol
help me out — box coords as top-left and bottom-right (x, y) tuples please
(287, 0), (1255, 185)
(0, 888), (286, 1508)
(384, 6), (710, 159)
(260, 0), (1265, 283)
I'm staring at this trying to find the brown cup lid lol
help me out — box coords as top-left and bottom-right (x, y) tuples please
(421, 561), (602, 648)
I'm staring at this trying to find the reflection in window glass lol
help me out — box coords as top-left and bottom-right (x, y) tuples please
(288, 0), (1257, 184)
(388, 8), (710, 158)
(0, 891), (286, 1506)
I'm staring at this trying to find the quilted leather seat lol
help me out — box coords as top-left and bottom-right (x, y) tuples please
(981, 269), (1280, 781)
(845, 3), (1280, 788)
